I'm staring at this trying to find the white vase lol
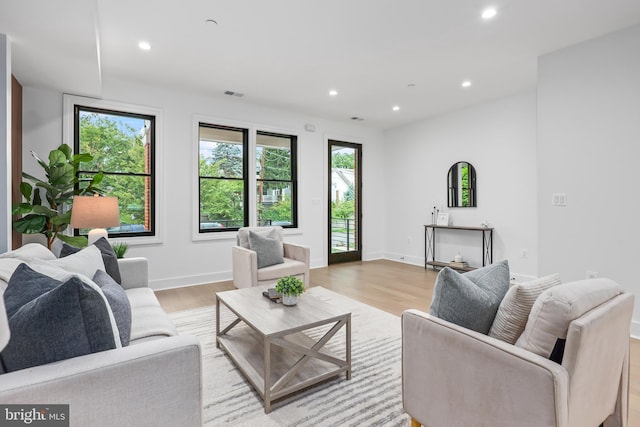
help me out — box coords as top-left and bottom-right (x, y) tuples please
(454, 252), (463, 263)
(282, 294), (298, 306)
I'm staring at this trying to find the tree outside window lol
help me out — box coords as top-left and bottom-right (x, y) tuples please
(75, 107), (155, 237)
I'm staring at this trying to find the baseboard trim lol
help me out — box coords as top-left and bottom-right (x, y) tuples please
(150, 270), (232, 291)
(383, 252), (423, 267)
(631, 321), (640, 340)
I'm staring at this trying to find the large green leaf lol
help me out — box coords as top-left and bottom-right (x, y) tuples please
(50, 211), (71, 225)
(58, 144), (72, 160)
(12, 214), (47, 234)
(49, 163), (74, 186)
(57, 234), (88, 247)
(22, 172), (47, 186)
(73, 153), (93, 166)
(12, 203), (33, 216)
(19, 182), (32, 201)
(48, 149), (67, 167)
(32, 205), (58, 217)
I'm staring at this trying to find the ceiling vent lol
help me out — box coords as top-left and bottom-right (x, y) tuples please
(224, 91), (244, 97)
(350, 116), (364, 121)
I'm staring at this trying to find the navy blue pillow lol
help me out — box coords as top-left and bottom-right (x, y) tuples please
(0, 264), (117, 372)
(92, 270), (131, 346)
(60, 237), (122, 284)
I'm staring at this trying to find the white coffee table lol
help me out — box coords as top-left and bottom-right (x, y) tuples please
(216, 286), (352, 413)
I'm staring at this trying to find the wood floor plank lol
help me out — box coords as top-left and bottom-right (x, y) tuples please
(154, 259), (639, 425)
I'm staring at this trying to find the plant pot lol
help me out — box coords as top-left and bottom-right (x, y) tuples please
(282, 294), (298, 306)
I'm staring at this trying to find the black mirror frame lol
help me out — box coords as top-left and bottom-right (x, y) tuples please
(447, 161), (476, 208)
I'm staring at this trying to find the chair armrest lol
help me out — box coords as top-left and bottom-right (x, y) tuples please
(402, 309), (569, 427)
(0, 335), (202, 427)
(232, 245), (257, 288)
(118, 257), (149, 289)
(283, 242), (310, 264)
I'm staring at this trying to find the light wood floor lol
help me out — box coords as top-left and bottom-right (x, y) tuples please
(155, 259), (640, 426)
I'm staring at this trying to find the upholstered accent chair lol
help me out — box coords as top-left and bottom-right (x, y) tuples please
(402, 279), (634, 427)
(232, 226), (310, 289)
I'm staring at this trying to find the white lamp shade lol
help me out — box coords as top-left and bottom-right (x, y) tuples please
(71, 196), (120, 229)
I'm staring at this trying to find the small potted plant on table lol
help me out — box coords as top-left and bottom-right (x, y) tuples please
(275, 276), (305, 306)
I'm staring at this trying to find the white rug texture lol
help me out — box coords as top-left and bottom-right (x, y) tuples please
(169, 286), (409, 427)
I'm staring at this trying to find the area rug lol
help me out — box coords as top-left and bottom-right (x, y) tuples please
(169, 286), (409, 427)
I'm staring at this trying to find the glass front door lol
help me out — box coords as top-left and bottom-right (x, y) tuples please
(328, 140), (362, 264)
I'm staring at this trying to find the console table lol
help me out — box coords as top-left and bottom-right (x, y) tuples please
(424, 225), (494, 271)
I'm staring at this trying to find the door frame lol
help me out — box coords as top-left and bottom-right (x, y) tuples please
(328, 139), (362, 264)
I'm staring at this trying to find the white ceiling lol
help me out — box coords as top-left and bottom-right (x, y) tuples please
(2, 0), (640, 130)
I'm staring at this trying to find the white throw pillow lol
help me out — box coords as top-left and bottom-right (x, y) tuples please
(515, 278), (623, 360)
(31, 245), (106, 279)
(489, 273), (561, 344)
(0, 243), (56, 262)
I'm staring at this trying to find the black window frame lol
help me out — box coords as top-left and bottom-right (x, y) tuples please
(73, 105), (156, 239)
(256, 130), (298, 229)
(198, 122), (249, 233)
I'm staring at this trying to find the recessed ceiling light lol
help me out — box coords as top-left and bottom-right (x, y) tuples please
(138, 41), (151, 50)
(481, 7), (497, 19)
(329, 89), (338, 96)
(392, 106), (400, 111)
(461, 80), (472, 88)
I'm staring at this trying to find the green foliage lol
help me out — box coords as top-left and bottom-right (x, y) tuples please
(332, 151), (355, 169)
(461, 164), (470, 207)
(275, 276), (305, 296)
(12, 143), (102, 249)
(344, 183), (355, 202)
(332, 200), (355, 219)
(79, 112), (147, 225)
(260, 194), (292, 223)
(112, 242), (129, 259)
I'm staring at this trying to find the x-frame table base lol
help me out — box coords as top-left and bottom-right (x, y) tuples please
(216, 298), (351, 413)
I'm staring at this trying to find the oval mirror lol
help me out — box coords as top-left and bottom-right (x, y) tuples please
(447, 161), (476, 208)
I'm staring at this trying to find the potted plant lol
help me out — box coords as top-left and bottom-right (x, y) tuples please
(12, 143), (103, 249)
(275, 276), (305, 306)
(112, 242), (129, 259)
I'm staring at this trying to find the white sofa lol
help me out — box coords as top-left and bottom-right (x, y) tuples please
(0, 250), (202, 427)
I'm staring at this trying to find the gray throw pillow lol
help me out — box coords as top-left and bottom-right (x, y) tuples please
(61, 237), (122, 284)
(248, 230), (284, 269)
(430, 260), (510, 334)
(0, 264), (117, 372)
(93, 270), (132, 346)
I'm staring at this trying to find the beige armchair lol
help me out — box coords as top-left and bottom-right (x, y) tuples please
(402, 282), (634, 427)
(232, 226), (310, 289)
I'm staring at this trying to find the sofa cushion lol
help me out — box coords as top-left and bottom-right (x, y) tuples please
(249, 230), (284, 269)
(126, 288), (177, 341)
(93, 270), (132, 346)
(430, 260), (510, 334)
(0, 243), (56, 263)
(257, 257), (307, 282)
(515, 278), (624, 362)
(31, 244), (106, 279)
(489, 273), (561, 344)
(0, 264), (118, 372)
(61, 237), (122, 284)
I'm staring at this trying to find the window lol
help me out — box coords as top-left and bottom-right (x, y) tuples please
(74, 106), (155, 237)
(198, 124), (249, 232)
(256, 131), (297, 227)
(196, 122), (298, 234)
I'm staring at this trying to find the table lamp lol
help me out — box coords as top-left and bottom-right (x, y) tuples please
(70, 195), (120, 245)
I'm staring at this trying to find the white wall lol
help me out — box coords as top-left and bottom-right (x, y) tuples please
(21, 78), (386, 289)
(0, 34), (10, 253)
(383, 91), (538, 281)
(537, 24), (640, 336)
